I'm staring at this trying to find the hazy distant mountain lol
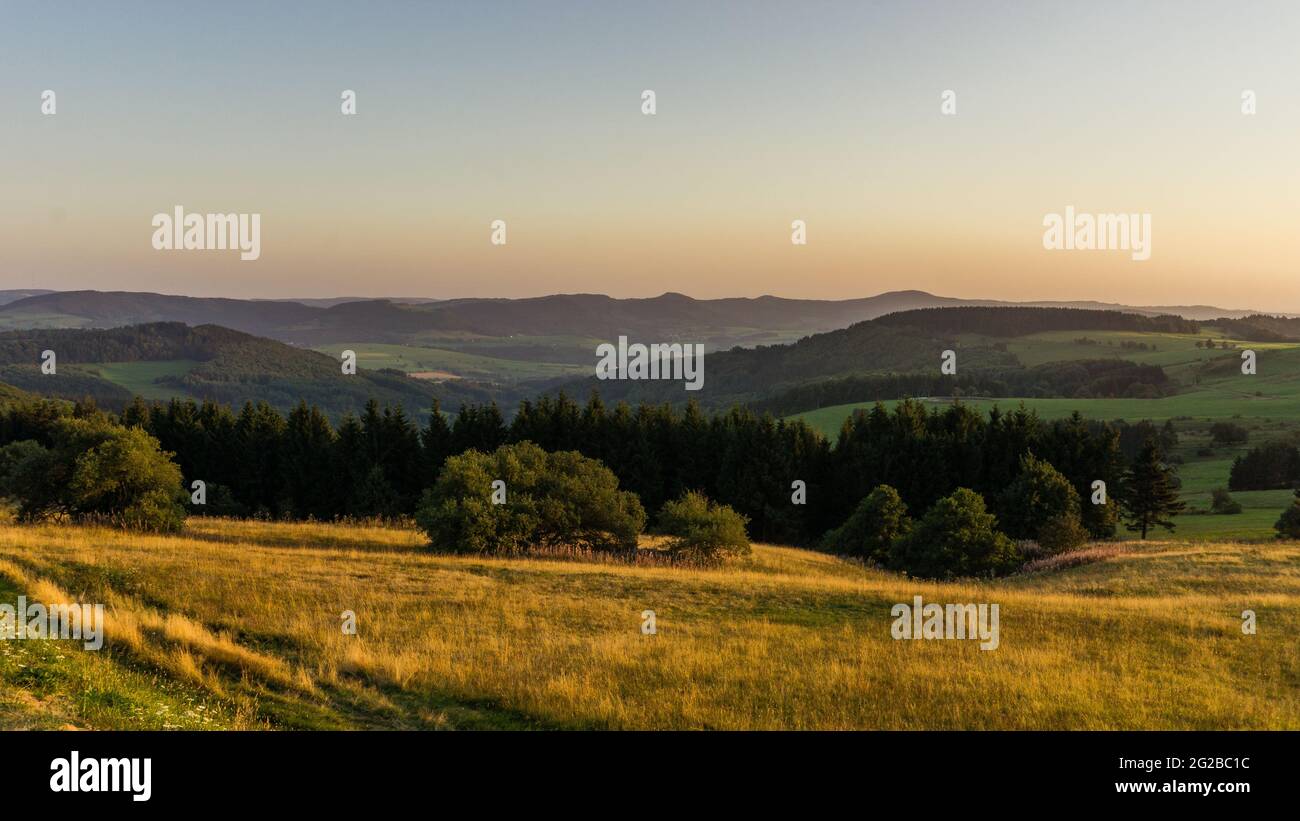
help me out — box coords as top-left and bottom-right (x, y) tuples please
(260, 296), (443, 308)
(0, 289), (1285, 352)
(1008, 299), (1280, 322)
(0, 322), (490, 418)
(0, 289), (56, 306)
(0, 289), (963, 348)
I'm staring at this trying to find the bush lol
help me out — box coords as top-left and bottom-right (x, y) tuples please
(1209, 422), (1249, 446)
(1275, 490), (1300, 539)
(999, 453), (1085, 550)
(1210, 487), (1243, 515)
(0, 417), (185, 532)
(819, 484), (910, 564)
(414, 442), (645, 555)
(1037, 513), (1090, 553)
(656, 491), (750, 563)
(889, 488), (1019, 579)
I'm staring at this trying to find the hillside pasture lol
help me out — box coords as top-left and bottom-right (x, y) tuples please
(1, 519), (1296, 730)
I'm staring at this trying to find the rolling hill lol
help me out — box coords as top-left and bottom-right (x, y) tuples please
(3, 288), (1289, 349)
(0, 323), (492, 419)
(6, 290), (1295, 397)
(0, 289), (936, 343)
(553, 306), (1194, 409)
(0, 290), (56, 307)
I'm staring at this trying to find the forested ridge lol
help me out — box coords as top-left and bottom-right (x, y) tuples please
(0, 322), (492, 417)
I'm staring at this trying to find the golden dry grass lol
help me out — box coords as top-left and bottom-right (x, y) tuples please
(1, 517), (1298, 729)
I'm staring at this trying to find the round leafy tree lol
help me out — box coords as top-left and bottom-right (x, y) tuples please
(819, 484), (911, 564)
(999, 452), (1085, 552)
(890, 488), (1019, 579)
(656, 491), (750, 564)
(414, 441), (645, 555)
(0, 416), (186, 532)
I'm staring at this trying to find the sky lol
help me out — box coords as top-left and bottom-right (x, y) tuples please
(2, 0), (1299, 308)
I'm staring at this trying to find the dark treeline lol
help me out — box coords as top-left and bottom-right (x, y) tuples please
(1212, 315), (1300, 343)
(1229, 441), (1300, 491)
(873, 307), (1200, 336)
(1113, 419), (1179, 461)
(1, 392), (1131, 545)
(753, 359), (1171, 416)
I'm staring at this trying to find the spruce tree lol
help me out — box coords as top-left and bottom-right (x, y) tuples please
(1120, 439), (1185, 539)
(283, 402), (336, 519)
(421, 399), (451, 485)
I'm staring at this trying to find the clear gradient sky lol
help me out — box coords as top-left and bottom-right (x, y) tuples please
(2, 1), (1298, 308)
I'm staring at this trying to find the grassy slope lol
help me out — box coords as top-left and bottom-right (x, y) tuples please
(0, 570), (241, 729)
(87, 360), (202, 400)
(312, 343), (589, 383)
(1, 518), (1297, 730)
(794, 332), (1300, 433)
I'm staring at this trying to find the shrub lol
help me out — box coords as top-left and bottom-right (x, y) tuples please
(0, 417), (186, 532)
(819, 484), (910, 564)
(889, 488), (1019, 579)
(999, 453), (1085, 550)
(414, 442), (645, 555)
(1209, 422), (1249, 446)
(1210, 487), (1243, 515)
(1037, 512), (1090, 553)
(1275, 490), (1300, 539)
(656, 491), (750, 563)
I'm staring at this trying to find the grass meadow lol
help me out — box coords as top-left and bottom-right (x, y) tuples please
(311, 342), (591, 383)
(2, 518), (1297, 730)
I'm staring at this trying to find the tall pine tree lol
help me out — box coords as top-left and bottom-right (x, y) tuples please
(1120, 439), (1185, 539)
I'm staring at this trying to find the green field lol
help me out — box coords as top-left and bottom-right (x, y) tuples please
(0, 312), (93, 331)
(794, 332), (1300, 432)
(790, 332), (1300, 543)
(85, 360), (200, 400)
(997, 328), (1292, 372)
(313, 343), (590, 383)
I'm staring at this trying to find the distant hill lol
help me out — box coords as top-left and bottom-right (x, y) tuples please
(872, 306), (1200, 336)
(2, 289), (1274, 352)
(0, 289), (970, 347)
(553, 306), (1188, 410)
(0, 323), (491, 419)
(5, 291), (1291, 403)
(0, 289), (56, 307)
(1211, 315), (1300, 342)
(0, 291), (322, 336)
(260, 296), (443, 308)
